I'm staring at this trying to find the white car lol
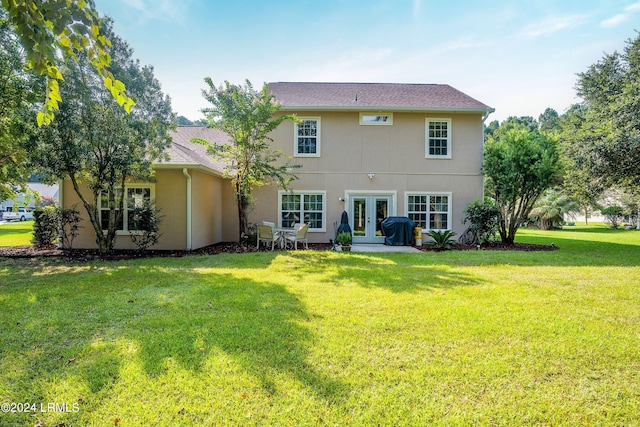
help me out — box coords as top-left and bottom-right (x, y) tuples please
(3, 207), (34, 222)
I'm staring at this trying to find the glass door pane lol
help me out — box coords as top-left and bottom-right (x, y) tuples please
(375, 198), (388, 238)
(353, 198), (367, 237)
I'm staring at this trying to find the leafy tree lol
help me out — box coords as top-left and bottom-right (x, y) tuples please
(484, 120), (500, 139)
(529, 188), (579, 230)
(538, 107), (561, 134)
(1, 0), (134, 124)
(557, 104), (606, 224)
(484, 128), (561, 244)
(196, 79), (299, 239)
(601, 206), (624, 229)
(0, 11), (43, 201)
(574, 32), (640, 227)
(176, 115), (193, 125)
(28, 22), (174, 253)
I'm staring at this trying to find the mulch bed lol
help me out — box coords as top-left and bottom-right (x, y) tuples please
(0, 240), (555, 261)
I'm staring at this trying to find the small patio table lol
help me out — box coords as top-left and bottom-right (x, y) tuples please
(273, 227), (295, 249)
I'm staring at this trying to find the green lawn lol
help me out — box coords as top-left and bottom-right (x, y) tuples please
(0, 220), (33, 246)
(1, 225), (639, 426)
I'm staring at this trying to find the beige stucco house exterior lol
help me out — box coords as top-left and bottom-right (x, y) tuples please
(60, 127), (238, 250)
(61, 82), (493, 250)
(251, 82), (494, 244)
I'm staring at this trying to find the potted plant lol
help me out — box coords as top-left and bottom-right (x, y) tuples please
(336, 231), (352, 252)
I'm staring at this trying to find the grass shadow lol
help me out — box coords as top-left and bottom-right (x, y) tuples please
(0, 259), (348, 423)
(283, 251), (485, 292)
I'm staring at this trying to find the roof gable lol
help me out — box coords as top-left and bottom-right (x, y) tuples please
(157, 126), (229, 174)
(268, 82), (493, 113)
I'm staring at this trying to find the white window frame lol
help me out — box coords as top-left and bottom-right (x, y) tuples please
(99, 184), (155, 235)
(278, 190), (326, 232)
(294, 117), (321, 157)
(359, 112), (393, 125)
(425, 118), (452, 159)
(405, 192), (452, 231)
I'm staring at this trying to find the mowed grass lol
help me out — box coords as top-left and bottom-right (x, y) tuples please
(0, 224), (639, 426)
(0, 220), (33, 246)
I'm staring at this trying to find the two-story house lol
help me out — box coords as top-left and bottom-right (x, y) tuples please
(251, 82), (494, 244)
(60, 82), (493, 250)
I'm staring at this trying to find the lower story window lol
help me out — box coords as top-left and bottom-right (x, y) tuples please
(279, 191), (325, 231)
(100, 185), (153, 232)
(406, 193), (451, 230)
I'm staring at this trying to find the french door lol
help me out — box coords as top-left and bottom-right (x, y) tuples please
(350, 194), (393, 243)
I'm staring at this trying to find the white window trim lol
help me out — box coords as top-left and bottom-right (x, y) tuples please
(425, 118), (452, 159)
(294, 117), (321, 157)
(359, 112), (393, 125)
(99, 183), (155, 235)
(278, 190), (326, 232)
(404, 191), (452, 231)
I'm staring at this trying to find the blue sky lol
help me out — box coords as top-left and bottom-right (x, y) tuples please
(95, 0), (640, 122)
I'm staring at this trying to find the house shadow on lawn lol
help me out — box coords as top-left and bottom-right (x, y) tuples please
(124, 270), (348, 400)
(0, 264), (349, 424)
(283, 251), (485, 292)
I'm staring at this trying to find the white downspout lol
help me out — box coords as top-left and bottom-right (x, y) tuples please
(183, 168), (192, 251)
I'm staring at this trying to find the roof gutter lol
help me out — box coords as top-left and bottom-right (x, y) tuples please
(182, 168), (192, 251)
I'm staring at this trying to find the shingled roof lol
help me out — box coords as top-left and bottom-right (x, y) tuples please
(268, 82), (493, 113)
(156, 126), (229, 174)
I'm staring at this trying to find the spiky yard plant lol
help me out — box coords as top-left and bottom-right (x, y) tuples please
(423, 229), (459, 250)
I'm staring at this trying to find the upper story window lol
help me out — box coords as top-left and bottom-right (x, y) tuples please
(360, 113), (393, 125)
(294, 117), (320, 157)
(426, 118), (451, 158)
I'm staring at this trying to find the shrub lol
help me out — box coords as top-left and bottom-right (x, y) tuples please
(32, 206), (59, 246)
(601, 206), (624, 229)
(31, 206), (82, 249)
(336, 231), (352, 245)
(129, 199), (163, 251)
(424, 230), (459, 250)
(461, 199), (500, 245)
(59, 207), (82, 249)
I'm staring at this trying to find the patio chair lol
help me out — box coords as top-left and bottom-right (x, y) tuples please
(285, 223), (309, 250)
(256, 224), (276, 250)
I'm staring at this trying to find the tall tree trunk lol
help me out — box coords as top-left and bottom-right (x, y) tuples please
(584, 206), (589, 225)
(235, 180), (248, 240)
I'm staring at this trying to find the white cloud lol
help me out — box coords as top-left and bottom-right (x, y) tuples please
(285, 48), (395, 82)
(601, 1), (640, 27)
(436, 36), (491, 53)
(118, 0), (193, 24)
(518, 14), (587, 39)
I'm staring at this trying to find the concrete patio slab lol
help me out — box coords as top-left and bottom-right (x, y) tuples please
(345, 244), (421, 253)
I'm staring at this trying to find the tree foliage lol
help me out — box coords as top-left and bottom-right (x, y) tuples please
(1, 0), (134, 124)
(484, 127), (561, 244)
(529, 188), (579, 230)
(0, 11), (43, 201)
(28, 22), (174, 253)
(197, 79), (299, 239)
(556, 104), (606, 224)
(461, 198), (500, 244)
(574, 32), (640, 188)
